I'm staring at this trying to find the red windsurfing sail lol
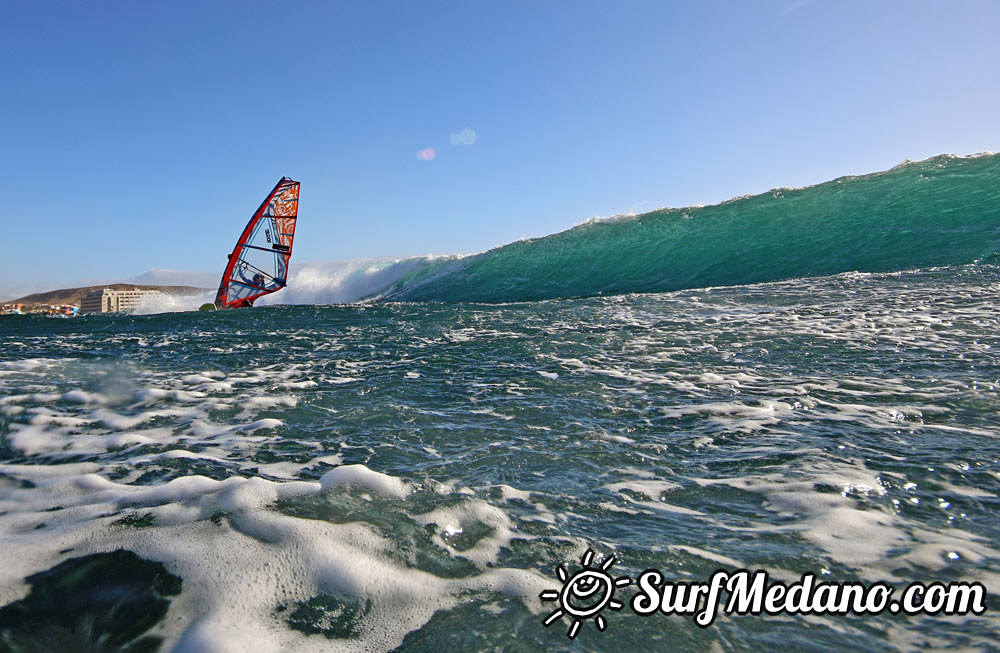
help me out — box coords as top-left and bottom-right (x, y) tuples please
(215, 177), (300, 309)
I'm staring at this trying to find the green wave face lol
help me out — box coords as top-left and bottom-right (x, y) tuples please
(385, 154), (1000, 302)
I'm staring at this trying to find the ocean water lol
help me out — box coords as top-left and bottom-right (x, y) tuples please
(2, 155), (1000, 652)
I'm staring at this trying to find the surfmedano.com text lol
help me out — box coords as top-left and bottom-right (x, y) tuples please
(632, 570), (987, 627)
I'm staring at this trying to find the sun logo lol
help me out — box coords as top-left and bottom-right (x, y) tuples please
(539, 548), (632, 639)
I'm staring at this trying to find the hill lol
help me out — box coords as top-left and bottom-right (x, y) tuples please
(4, 284), (209, 306)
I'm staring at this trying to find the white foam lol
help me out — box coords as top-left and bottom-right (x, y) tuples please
(243, 396), (297, 409)
(251, 256), (466, 306)
(63, 389), (109, 405)
(5, 425), (69, 456)
(671, 545), (744, 569)
(602, 479), (682, 498)
(495, 484), (532, 502)
(132, 290), (215, 314)
(598, 432), (635, 444)
(319, 465), (410, 499)
(416, 499), (516, 568)
(238, 418), (284, 432)
(0, 461), (548, 652)
(691, 455), (939, 576)
(602, 478), (699, 515)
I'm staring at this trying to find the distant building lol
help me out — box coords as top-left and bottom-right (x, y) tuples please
(0, 303), (78, 316)
(80, 288), (157, 314)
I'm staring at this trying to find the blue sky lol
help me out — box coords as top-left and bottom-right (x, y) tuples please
(2, 0), (998, 300)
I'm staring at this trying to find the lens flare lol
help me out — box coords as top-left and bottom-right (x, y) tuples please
(416, 148), (436, 161)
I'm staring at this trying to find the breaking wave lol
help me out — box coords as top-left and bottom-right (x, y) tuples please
(147, 152), (1000, 310)
(374, 153), (1000, 303)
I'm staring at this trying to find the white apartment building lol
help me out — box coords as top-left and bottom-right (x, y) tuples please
(80, 288), (158, 314)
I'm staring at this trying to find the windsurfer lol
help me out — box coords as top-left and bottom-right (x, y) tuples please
(214, 177), (299, 309)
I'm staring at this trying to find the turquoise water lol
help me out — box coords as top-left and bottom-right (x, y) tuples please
(374, 153), (1000, 303)
(2, 156), (1000, 651)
